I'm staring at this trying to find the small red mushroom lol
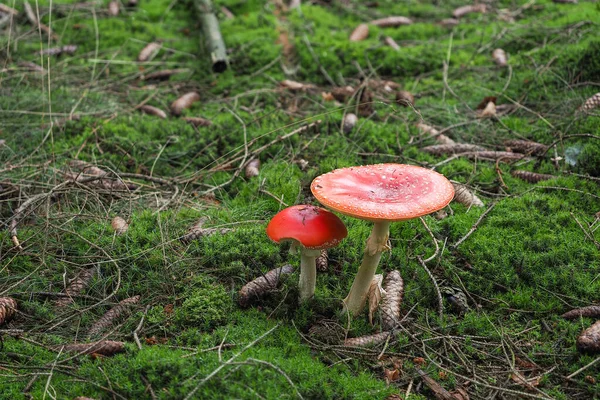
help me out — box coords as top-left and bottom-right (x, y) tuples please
(266, 205), (348, 301)
(311, 164), (454, 316)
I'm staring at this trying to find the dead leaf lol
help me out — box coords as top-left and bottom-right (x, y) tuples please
(383, 368), (400, 385)
(368, 274), (384, 325)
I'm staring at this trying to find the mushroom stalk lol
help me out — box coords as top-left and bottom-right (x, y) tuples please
(343, 221), (391, 315)
(297, 248), (321, 301)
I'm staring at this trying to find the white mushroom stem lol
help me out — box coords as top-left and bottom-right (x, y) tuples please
(343, 221), (391, 316)
(291, 243), (322, 301)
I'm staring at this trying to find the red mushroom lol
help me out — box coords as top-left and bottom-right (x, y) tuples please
(311, 164), (454, 316)
(266, 205), (348, 301)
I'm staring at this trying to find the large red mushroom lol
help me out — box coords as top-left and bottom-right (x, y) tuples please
(311, 164), (454, 316)
(266, 205), (348, 301)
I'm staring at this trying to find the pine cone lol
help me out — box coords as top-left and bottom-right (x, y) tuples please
(380, 271), (404, 330)
(58, 340), (125, 356)
(316, 250), (328, 272)
(183, 117), (212, 127)
(504, 139), (548, 156)
(331, 86), (355, 103)
(422, 144), (487, 155)
(578, 93), (600, 112)
(395, 90), (414, 107)
(562, 306), (600, 320)
(357, 88), (373, 117)
(342, 114), (358, 134)
(452, 183), (484, 208)
(244, 159), (260, 178)
(511, 170), (555, 183)
(577, 321), (600, 353)
(180, 218), (233, 243)
(88, 296), (141, 338)
(0, 297), (17, 325)
(55, 267), (96, 307)
(344, 332), (391, 347)
(111, 216), (129, 235)
(238, 265), (295, 307)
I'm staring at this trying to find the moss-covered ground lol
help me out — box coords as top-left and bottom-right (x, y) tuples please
(1, 0), (600, 398)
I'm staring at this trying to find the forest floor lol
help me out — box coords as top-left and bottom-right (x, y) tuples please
(1, 0), (600, 399)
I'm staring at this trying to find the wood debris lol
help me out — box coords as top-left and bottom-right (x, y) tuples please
(0, 4), (18, 15)
(244, 159), (260, 178)
(416, 123), (455, 145)
(511, 170), (555, 183)
(57, 340), (125, 356)
(88, 296), (141, 338)
(180, 218), (233, 243)
(422, 143), (487, 155)
(143, 69), (188, 81)
(343, 113), (358, 134)
(138, 42), (162, 62)
(183, 117), (212, 127)
(395, 90), (414, 107)
(139, 105), (167, 119)
(492, 48), (508, 67)
(280, 80), (316, 91)
(17, 62), (45, 73)
(450, 387), (470, 400)
(370, 16), (413, 27)
(577, 320), (600, 353)
(381, 270), (404, 330)
(504, 139), (548, 155)
(108, 1), (120, 16)
(553, 0), (577, 3)
(578, 93), (600, 113)
(466, 151), (526, 162)
(68, 160), (133, 191)
(452, 4), (486, 19)
(384, 36), (400, 51)
(24, 1), (58, 40)
(562, 306), (600, 320)
(170, 92), (200, 116)
(452, 182), (484, 207)
(55, 267), (96, 307)
(349, 23), (369, 41)
(368, 274), (384, 325)
(111, 216), (129, 235)
(316, 249), (328, 272)
(0, 297), (17, 325)
(238, 265), (295, 307)
(344, 331), (391, 347)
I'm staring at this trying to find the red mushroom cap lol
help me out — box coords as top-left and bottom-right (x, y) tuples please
(266, 205), (348, 250)
(310, 164), (454, 222)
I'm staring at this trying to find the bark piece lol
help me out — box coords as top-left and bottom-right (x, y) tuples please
(504, 139), (548, 156)
(381, 270), (404, 330)
(139, 105), (167, 119)
(416, 123), (455, 145)
(368, 274), (384, 325)
(238, 265), (295, 307)
(511, 170), (555, 183)
(170, 92), (200, 116)
(492, 48), (508, 67)
(137, 42), (161, 62)
(350, 23), (369, 41)
(578, 93), (600, 113)
(395, 90), (414, 107)
(58, 340), (125, 356)
(143, 69), (188, 81)
(370, 16), (413, 27)
(316, 249), (328, 272)
(453, 4), (486, 18)
(562, 306), (600, 320)
(452, 183), (484, 207)
(344, 331), (391, 347)
(0, 297), (17, 325)
(343, 113), (358, 134)
(88, 296), (141, 337)
(422, 143), (487, 155)
(55, 267), (96, 307)
(180, 218), (233, 243)
(577, 321), (600, 353)
(195, 0), (228, 72)
(108, 1), (119, 16)
(244, 159), (260, 178)
(111, 216), (129, 235)
(183, 117), (212, 127)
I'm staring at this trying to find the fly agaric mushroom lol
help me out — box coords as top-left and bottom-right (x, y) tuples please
(311, 164), (454, 316)
(266, 205), (347, 301)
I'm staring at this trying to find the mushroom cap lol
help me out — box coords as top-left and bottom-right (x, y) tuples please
(310, 164), (454, 222)
(266, 205), (348, 250)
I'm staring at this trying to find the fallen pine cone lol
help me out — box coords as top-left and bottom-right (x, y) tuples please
(395, 90), (414, 107)
(88, 296), (141, 338)
(492, 48), (508, 67)
(350, 23), (369, 41)
(504, 139), (548, 156)
(316, 249), (328, 272)
(142, 68), (188, 81)
(439, 18), (459, 28)
(577, 321), (600, 353)
(39, 45), (77, 56)
(415, 123), (455, 145)
(55, 267), (96, 307)
(578, 93), (600, 113)
(183, 117), (212, 127)
(344, 331), (391, 347)
(357, 88), (373, 117)
(422, 143), (487, 155)
(238, 265), (295, 307)
(370, 16), (413, 27)
(57, 340), (125, 356)
(180, 218), (233, 243)
(139, 105), (167, 119)
(343, 113), (358, 134)
(452, 182), (484, 207)
(170, 92), (200, 116)
(245, 159), (260, 178)
(111, 216), (129, 235)
(384, 36), (400, 51)
(331, 86), (355, 103)
(511, 170), (555, 183)
(0, 297), (17, 325)
(108, 1), (119, 16)
(453, 4), (486, 18)
(562, 306), (600, 320)
(381, 270), (404, 330)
